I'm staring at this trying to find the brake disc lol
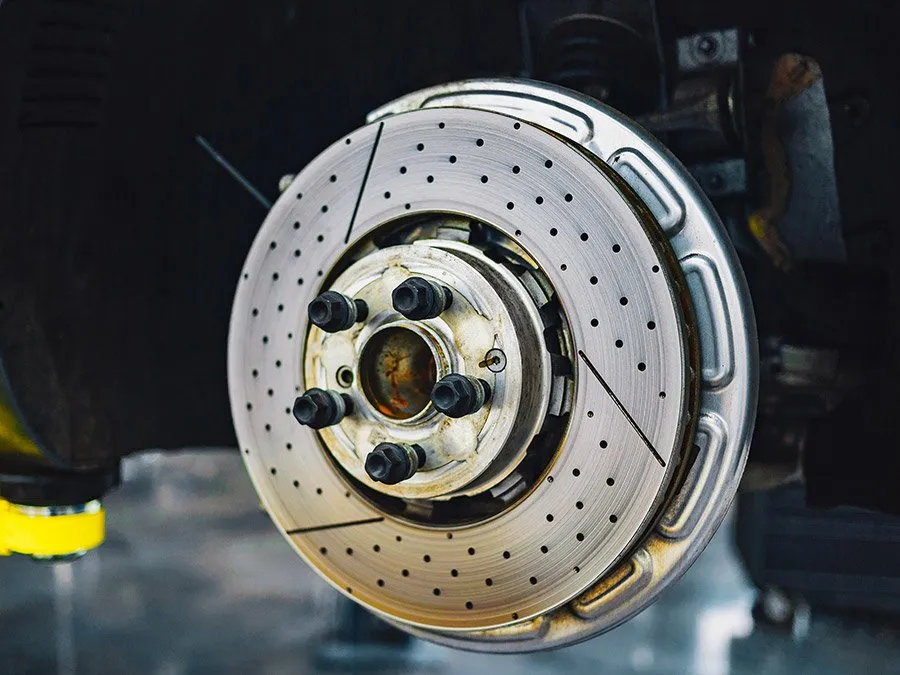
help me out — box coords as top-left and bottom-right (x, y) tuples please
(228, 79), (757, 652)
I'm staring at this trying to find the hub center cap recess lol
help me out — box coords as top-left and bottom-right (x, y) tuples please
(228, 79), (757, 651)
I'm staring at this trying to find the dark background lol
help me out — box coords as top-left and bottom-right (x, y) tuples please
(0, 0), (898, 511)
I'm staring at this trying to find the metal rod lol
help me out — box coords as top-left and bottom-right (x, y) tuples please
(195, 135), (272, 210)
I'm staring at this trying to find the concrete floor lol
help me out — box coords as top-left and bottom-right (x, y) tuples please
(2, 450), (899, 674)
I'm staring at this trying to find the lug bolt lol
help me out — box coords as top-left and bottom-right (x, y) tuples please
(364, 443), (426, 485)
(431, 374), (491, 418)
(391, 277), (453, 320)
(308, 291), (368, 333)
(292, 388), (353, 429)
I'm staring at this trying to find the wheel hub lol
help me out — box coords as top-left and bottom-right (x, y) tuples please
(228, 79), (757, 650)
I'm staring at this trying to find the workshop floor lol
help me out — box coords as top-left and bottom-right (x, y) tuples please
(2, 451), (898, 675)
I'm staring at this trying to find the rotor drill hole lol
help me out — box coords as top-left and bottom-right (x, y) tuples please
(330, 174), (337, 182)
(607, 477), (616, 486)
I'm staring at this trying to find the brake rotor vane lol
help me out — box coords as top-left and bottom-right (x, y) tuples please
(228, 80), (757, 652)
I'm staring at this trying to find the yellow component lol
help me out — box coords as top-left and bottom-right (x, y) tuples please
(0, 498), (104, 558)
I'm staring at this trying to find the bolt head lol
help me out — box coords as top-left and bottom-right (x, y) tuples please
(432, 374), (478, 418)
(293, 388), (345, 429)
(696, 35), (719, 58)
(365, 443), (419, 484)
(392, 277), (446, 320)
(308, 291), (353, 332)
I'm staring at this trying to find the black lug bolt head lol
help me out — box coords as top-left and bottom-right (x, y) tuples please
(431, 374), (491, 418)
(365, 443), (426, 485)
(292, 388), (353, 429)
(308, 291), (368, 333)
(391, 277), (452, 320)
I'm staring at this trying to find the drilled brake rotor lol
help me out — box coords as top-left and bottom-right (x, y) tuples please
(228, 79), (757, 651)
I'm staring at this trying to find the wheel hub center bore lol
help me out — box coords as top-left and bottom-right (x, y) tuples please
(302, 235), (560, 502)
(358, 325), (438, 421)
